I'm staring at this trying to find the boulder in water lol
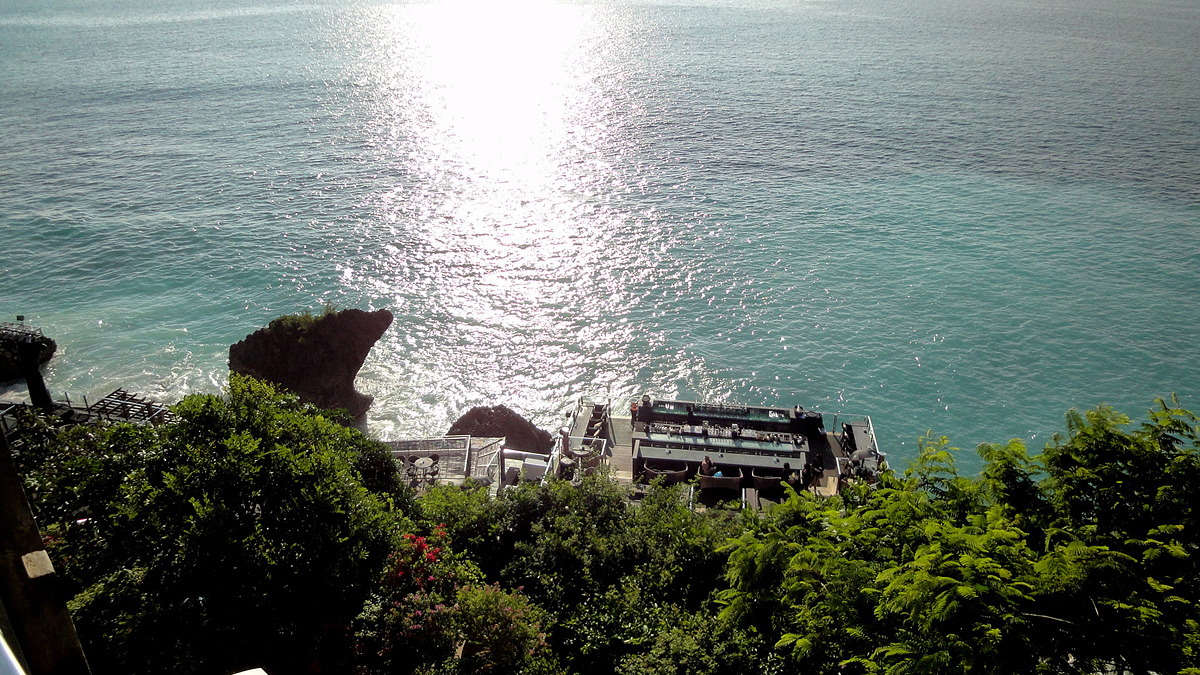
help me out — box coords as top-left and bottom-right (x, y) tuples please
(448, 405), (553, 454)
(228, 308), (392, 421)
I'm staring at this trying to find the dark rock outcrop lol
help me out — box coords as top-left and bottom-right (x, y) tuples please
(448, 405), (553, 453)
(0, 328), (56, 383)
(229, 308), (392, 420)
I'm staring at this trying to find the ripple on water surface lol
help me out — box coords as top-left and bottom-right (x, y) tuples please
(1, 0), (1199, 470)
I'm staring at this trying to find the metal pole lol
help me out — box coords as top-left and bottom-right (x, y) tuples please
(15, 343), (52, 413)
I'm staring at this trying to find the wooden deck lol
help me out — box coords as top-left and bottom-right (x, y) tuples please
(0, 388), (174, 427)
(567, 401), (635, 483)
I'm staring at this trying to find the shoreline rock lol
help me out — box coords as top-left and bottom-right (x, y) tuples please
(447, 405), (554, 454)
(229, 308), (393, 422)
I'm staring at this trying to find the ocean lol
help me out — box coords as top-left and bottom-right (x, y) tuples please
(2, 0), (1198, 469)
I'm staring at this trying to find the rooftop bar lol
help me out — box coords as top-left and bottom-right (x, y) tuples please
(628, 396), (883, 501)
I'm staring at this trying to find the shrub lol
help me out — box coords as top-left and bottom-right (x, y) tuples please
(16, 375), (408, 675)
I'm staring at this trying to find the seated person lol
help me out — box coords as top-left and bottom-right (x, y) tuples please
(783, 461), (801, 483)
(699, 455), (716, 476)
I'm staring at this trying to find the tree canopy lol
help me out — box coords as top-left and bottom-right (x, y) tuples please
(13, 375), (411, 674)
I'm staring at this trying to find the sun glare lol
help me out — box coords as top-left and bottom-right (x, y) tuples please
(351, 0), (641, 415)
(390, 0), (592, 199)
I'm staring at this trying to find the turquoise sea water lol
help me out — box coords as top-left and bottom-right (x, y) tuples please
(2, 0), (1198, 468)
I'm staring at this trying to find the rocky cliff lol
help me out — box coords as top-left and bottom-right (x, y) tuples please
(228, 308), (392, 420)
(447, 405), (553, 453)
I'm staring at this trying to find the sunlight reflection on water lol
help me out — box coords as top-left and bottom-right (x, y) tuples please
(340, 1), (692, 438)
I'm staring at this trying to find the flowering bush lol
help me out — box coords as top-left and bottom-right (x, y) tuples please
(356, 526), (556, 674)
(356, 525), (477, 673)
(454, 583), (549, 672)
(383, 526), (456, 595)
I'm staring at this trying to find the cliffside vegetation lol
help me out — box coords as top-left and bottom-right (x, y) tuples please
(9, 378), (1200, 675)
(265, 303), (341, 334)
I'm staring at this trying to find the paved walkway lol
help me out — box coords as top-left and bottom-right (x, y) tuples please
(608, 415), (635, 483)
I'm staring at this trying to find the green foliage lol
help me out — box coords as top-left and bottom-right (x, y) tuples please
(15, 391), (1200, 674)
(1028, 397), (1200, 674)
(455, 583), (550, 672)
(14, 374), (409, 675)
(870, 520), (1037, 674)
(266, 303), (340, 335)
(407, 476), (738, 674)
(718, 399), (1200, 675)
(614, 607), (774, 675)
